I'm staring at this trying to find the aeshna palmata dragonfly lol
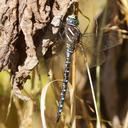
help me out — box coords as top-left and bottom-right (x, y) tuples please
(56, 14), (127, 122)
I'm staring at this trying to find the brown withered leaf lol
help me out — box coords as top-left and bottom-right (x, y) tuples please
(0, 0), (77, 99)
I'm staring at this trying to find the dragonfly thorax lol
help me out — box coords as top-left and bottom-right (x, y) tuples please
(66, 14), (79, 26)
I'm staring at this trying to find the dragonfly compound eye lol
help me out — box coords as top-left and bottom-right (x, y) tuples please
(66, 15), (79, 26)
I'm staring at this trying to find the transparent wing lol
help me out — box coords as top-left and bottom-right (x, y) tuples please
(81, 29), (123, 51)
(78, 29), (124, 67)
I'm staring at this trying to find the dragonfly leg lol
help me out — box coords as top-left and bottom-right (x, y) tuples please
(78, 9), (90, 35)
(78, 42), (88, 64)
(59, 30), (65, 40)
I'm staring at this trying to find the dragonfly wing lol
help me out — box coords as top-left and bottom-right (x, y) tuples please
(77, 43), (106, 68)
(99, 29), (123, 51)
(81, 29), (123, 52)
(79, 29), (123, 67)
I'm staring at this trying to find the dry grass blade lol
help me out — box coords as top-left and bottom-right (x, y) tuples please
(40, 79), (62, 128)
(95, 2), (108, 127)
(80, 43), (101, 127)
(6, 90), (13, 121)
(86, 62), (101, 128)
(70, 51), (77, 128)
(6, 75), (13, 121)
(13, 97), (23, 122)
(40, 82), (49, 128)
(123, 111), (128, 128)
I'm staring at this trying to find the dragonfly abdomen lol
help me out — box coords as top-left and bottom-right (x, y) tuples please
(56, 44), (74, 122)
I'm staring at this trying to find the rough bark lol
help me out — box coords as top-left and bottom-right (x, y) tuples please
(0, 0), (77, 99)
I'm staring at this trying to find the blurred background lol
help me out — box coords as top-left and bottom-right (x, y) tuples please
(0, 0), (128, 128)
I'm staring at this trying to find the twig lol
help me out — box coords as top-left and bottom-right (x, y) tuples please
(86, 62), (101, 128)
(96, 2), (108, 127)
(70, 50), (77, 128)
(80, 43), (101, 127)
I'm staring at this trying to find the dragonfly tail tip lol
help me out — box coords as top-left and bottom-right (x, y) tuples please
(56, 113), (60, 123)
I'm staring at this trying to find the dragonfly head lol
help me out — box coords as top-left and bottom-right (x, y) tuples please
(66, 15), (79, 26)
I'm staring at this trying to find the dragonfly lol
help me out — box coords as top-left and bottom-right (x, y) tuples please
(56, 13), (127, 122)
